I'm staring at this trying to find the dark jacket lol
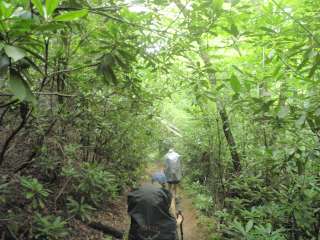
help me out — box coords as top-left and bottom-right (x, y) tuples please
(128, 184), (177, 240)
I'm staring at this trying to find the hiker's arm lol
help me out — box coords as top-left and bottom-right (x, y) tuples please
(176, 214), (183, 225)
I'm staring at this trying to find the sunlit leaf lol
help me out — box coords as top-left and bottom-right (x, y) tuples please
(4, 45), (26, 62)
(0, 2), (15, 18)
(230, 74), (241, 92)
(31, 0), (44, 16)
(54, 9), (88, 21)
(46, 0), (59, 16)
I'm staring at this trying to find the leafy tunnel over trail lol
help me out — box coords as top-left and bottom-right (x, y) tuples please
(1, 0), (320, 239)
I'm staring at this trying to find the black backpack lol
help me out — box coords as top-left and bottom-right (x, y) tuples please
(127, 185), (177, 240)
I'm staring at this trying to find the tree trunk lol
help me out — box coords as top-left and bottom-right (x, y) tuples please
(174, 0), (241, 173)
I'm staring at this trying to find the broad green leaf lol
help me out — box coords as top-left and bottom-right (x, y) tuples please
(0, 2), (15, 18)
(35, 22), (64, 32)
(103, 66), (117, 85)
(230, 22), (239, 37)
(4, 45), (26, 62)
(31, 0), (44, 16)
(54, 9), (88, 21)
(46, 0), (59, 16)
(8, 70), (35, 103)
(97, 54), (118, 85)
(272, 64), (282, 78)
(245, 220), (253, 232)
(230, 74), (241, 92)
(0, 54), (9, 70)
(277, 105), (289, 119)
(295, 113), (306, 128)
(26, 192), (34, 199)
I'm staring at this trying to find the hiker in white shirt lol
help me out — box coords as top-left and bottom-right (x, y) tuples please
(163, 148), (182, 214)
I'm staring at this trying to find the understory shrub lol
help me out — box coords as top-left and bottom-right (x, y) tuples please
(33, 213), (69, 240)
(183, 177), (214, 215)
(62, 162), (117, 206)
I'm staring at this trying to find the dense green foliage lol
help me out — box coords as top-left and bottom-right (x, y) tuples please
(1, 0), (320, 239)
(0, 0), (165, 238)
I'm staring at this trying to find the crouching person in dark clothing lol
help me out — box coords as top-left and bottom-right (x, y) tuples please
(127, 184), (180, 240)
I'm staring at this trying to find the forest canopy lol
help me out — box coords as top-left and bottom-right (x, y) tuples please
(1, 0), (320, 239)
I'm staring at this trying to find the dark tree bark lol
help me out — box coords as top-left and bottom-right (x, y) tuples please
(218, 107), (241, 172)
(0, 107), (31, 166)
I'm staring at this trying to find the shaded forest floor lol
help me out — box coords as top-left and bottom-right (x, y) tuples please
(70, 194), (129, 240)
(71, 163), (208, 240)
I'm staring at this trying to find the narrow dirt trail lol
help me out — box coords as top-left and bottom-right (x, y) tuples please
(179, 192), (205, 240)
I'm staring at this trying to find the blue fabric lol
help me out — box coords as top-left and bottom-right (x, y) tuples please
(152, 172), (167, 184)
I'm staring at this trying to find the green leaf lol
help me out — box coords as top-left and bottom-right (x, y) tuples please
(31, 0), (44, 16)
(272, 64), (282, 78)
(230, 22), (239, 37)
(54, 9), (88, 21)
(46, 0), (59, 16)
(26, 192), (34, 199)
(0, 54), (9, 71)
(230, 74), (241, 92)
(245, 220), (253, 232)
(39, 199), (45, 208)
(8, 70), (36, 103)
(0, 2), (15, 18)
(295, 113), (306, 128)
(4, 45), (26, 62)
(277, 105), (289, 119)
(212, 0), (224, 13)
